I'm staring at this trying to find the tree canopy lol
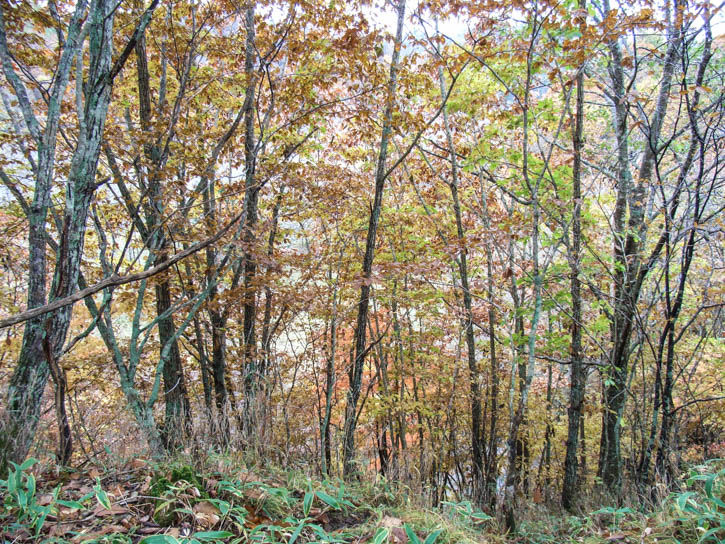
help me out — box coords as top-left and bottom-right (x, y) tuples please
(0, 0), (723, 540)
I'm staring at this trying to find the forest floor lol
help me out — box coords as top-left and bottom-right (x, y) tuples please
(1, 453), (721, 544)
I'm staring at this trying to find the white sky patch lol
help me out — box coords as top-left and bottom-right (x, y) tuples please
(364, 0), (466, 49)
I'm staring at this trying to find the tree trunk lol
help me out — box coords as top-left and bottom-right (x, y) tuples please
(438, 62), (484, 503)
(258, 186), (284, 444)
(599, 0), (681, 493)
(241, 3), (260, 442)
(562, 11), (585, 508)
(342, 0), (406, 479)
(156, 277), (191, 448)
(45, 332), (72, 466)
(503, 17), (541, 529)
(321, 270), (338, 476)
(192, 314), (214, 425)
(134, 27), (193, 448)
(0, 0), (132, 473)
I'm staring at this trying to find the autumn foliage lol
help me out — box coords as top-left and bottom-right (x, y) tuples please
(0, 0), (723, 540)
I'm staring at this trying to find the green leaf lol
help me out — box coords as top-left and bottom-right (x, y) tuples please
(27, 473), (36, 497)
(424, 529), (443, 544)
(92, 477), (112, 511)
(19, 458), (37, 472)
(704, 471), (720, 503)
(471, 511), (493, 522)
(57, 499), (85, 510)
(139, 536), (179, 544)
(192, 531), (235, 540)
(700, 526), (725, 543)
(288, 521), (305, 544)
(17, 488), (27, 508)
(78, 490), (95, 503)
(372, 527), (389, 544)
(6, 472), (16, 494)
(404, 524), (422, 544)
(592, 507), (616, 515)
(32, 504), (51, 535)
(303, 491), (313, 517)
(315, 491), (341, 509)
(677, 491), (697, 512)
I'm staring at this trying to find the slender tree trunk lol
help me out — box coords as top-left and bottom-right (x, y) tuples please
(321, 270), (338, 476)
(369, 300), (392, 477)
(342, 0), (406, 479)
(258, 185), (284, 444)
(135, 26), (193, 448)
(156, 276), (191, 447)
(657, 206), (701, 480)
(438, 62), (484, 503)
(477, 178), (499, 507)
(192, 314), (214, 424)
(655, 19), (711, 483)
(210, 313), (229, 443)
(391, 280), (407, 476)
(197, 106), (250, 445)
(541, 360), (553, 496)
(562, 13), (585, 508)
(503, 17), (541, 529)
(200, 174), (230, 443)
(241, 3), (261, 442)
(45, 334), (72, 466)
(484, 223), (499, 507)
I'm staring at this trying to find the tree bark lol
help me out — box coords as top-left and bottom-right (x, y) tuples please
(503, 13), (542, 530)
(481, 188), (499, 508)
(0, 0), (147, 474)
(241, 3), (261, 443)
(134, 27), (192, 448)
(320, 265), (339, 476)
(438, 62), (484, 502)
(599, 0), (681, 494)
(342, 0), (406, 479)
(562, 7), (586, 508)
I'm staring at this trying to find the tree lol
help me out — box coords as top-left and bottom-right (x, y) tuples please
(562, 0), (586, 512)
(598, 0), (683, 495)
(0, 0), (158, 474)
(342, 0), (407, 479)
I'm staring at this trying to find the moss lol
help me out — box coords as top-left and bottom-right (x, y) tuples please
(170, 465), (203, 487)
(148, 475), (171, 499)
(149, 464), (209, 526)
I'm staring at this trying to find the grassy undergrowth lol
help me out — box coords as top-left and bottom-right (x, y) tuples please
(1, 454), (722, 543)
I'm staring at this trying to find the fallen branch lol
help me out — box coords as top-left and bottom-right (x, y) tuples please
(0, 210), (244, 330)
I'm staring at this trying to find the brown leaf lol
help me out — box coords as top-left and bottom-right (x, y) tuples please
(137, 526), (163, 535)
(93, 503), (129, 517)
(390, 527), (408, 543)
(59, 506), (80, 520)
(37, 493), (55, 506)
(380, 516), (403, 529)
(48, 524), (69, 538)
(131, 458), (150, 469)
(108, 483), (125, 499)
(72, 526), (126, 543)
(193, 501), (222, 528)
(245, 487), (265, 501)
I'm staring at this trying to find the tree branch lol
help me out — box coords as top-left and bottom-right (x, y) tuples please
(0, 210), (244, 329)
